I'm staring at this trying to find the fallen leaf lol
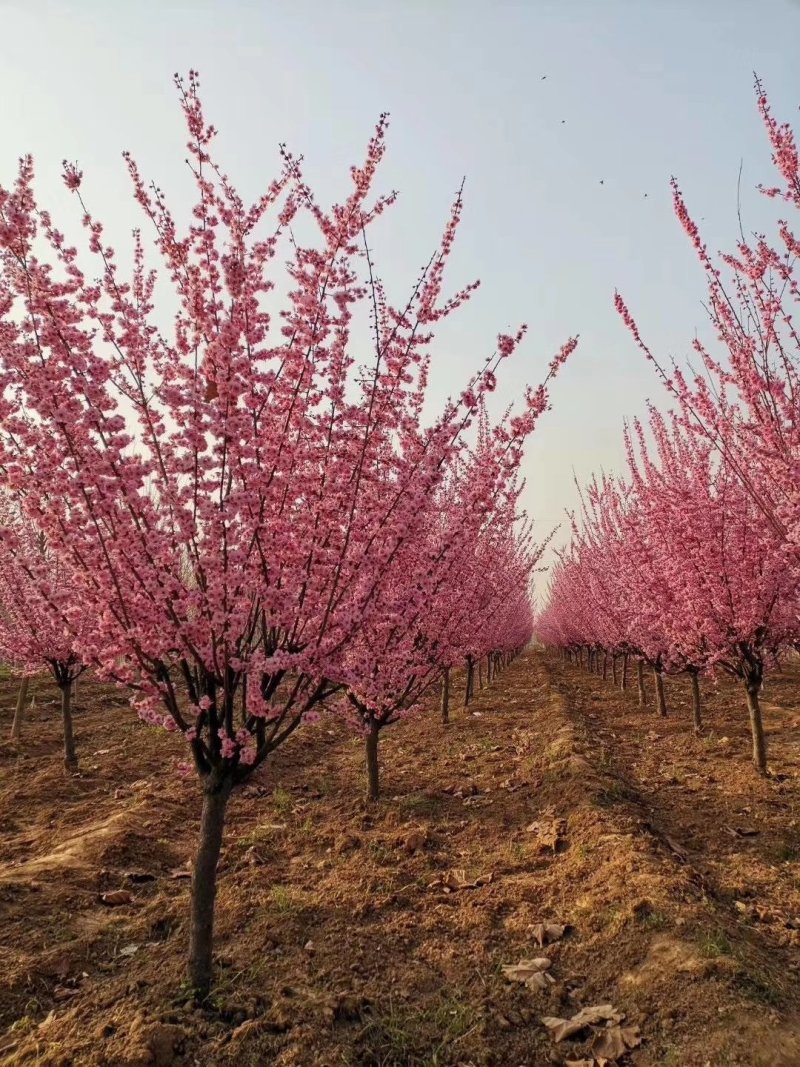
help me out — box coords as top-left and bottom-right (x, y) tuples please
(430, 869), (494, 892)
(53, 985), (81, 1001)
(531, 921), (568, 947)
(118, 944), (140, 957)
(526, 811), (565, 851)
(661, 834), (689, 861)
(726, 826), (760, 838)
(402, 829), (428, 854)
(454, 783), (479, 798)
(442, 869), (469, 892)
(541, 1004), (622, 1043)
(565, 1061), (595, 1067)
(100, 890), (134, 907)
(592, 1024), (641, 1060)
(169, 868), (192, 880)
(502, 957), (555, 991)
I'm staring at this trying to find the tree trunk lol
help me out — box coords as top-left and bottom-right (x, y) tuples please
(464, 658), (474, 707)
(188, 778), (232, 999)
(602, 652), (608, 680)
(654, 669), (667, 717)
(365, 719), (380, 801)
(10, 677), (29, 742)
(689, 670), (702, 733)
(486, 656), (493, 684)
(612, 655), (618, 686)
(478, 660), (483, 690)
(621, 654), (628, 690)
(745, 683), (767, 774)
(637, 660), (646, 707)
(60, 681), (78, 772)
(440, 668), (450, 725)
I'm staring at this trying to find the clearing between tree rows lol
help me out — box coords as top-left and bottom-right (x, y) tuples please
(2, 652), (800, 1067)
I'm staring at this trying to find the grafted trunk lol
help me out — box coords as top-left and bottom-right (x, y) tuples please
(689, 670), (702, 733)
(188, 777), (232, 999)
(745, 683), (767, 774)
(637, 660), (646, 707)
(478, 660), (483, 690)
(602, 652), (608, 680)
(60, 681), (78, 773)
(654, 668), (668, 717)
(487, 656), (493, 684)
(464, 658), (474, 707)
(10, 677), (29, 742)
(612, 655), (618, 686)
(440, 668), (450, 725)
(621, 654), (628, 690)
(365, 719), (380, 800)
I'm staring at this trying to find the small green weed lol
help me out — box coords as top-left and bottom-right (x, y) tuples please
(698, 928), (734, 958)
(271, 787), (293, 815)
(398, 792), (440, 817)
(770, 840), (799, 864)
(595, 780), (628, 806)
(355, 993), (473, 1066)
(637, 907), (670, 932)
(269, 885), (297, 913)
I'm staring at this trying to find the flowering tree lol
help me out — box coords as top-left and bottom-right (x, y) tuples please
(610, 77), (800, 768)
(337, 402), (564, 799)
(0, 500), (85, 769)
(0, 73), (571, 994)
(537, 404), (795, 770)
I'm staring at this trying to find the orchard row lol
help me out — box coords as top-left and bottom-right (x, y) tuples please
(537, 80), (800, 776)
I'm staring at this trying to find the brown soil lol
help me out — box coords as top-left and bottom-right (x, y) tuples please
(1, 654), (800, 1066)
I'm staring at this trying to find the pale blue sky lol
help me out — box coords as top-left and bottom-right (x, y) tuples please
(2, 0), (799, 583)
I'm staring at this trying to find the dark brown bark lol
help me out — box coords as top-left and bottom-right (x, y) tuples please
(654, 668), (668, 717)
(188, 777), (232, 998)
(440, 667), (450, 725)
(637, 660), (646, 707)
(10, 677), (29, 742)
(745, 683), (767, 774)
(464, 657), (474, 707)
(611, 655), (618, 686)
(689, 670), (702, 733)
(621, 653), (628, 690)
(478, 660), (483, 690)
(602, 652), (608, 680)
(365, 719), (380, 801)
(60, 681), (78, 772)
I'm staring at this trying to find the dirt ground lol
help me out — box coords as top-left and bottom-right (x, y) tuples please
(2, 653), (800, 1066)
